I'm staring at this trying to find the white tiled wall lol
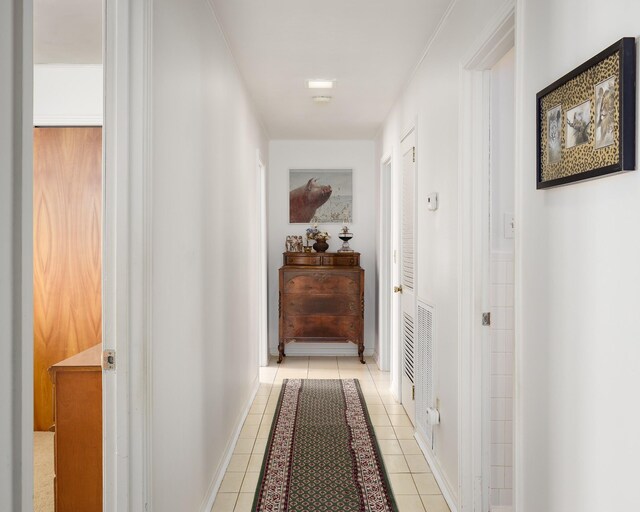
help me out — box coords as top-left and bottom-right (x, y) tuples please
(489, 253), (514, 510)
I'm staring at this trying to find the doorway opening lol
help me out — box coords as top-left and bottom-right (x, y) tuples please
(458, 4), (515, 511)
(33, 1), (104, 510)
(485, 47), (516, 512)
(378, 153), (393, 373)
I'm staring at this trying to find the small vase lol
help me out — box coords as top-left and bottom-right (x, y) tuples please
(313, 240), (329, 253)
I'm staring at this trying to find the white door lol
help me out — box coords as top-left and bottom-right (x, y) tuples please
(399, 130), (417, 425)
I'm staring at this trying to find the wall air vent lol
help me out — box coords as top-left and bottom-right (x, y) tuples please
(403, 312), (415, 383)
(415, 300), (435, 447)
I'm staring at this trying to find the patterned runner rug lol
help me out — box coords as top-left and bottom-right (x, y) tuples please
(252, 379), (398, 512)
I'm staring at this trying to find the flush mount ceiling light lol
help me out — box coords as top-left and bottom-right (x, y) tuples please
(312, 96), (332, 104)
(307, 79), (335, 89)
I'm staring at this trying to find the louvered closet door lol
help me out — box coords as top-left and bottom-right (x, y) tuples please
(400, 130), (417, 425)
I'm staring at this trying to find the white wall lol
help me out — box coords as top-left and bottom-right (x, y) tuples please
(268, 140), (377, 357)
(33, 64), (103, 125)
(0, 0), (33, 510)
(151, 0), (267, 509)
(516, 1), (640, 511)
(376, 0), (508, 504)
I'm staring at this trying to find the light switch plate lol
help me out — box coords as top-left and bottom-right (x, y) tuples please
(504, 213), (515, 238)
(427, 192), (438, 211)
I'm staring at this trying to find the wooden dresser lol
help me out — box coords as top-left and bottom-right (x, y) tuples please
(279, 252), (365, 363)
(49, 344), (102, 512)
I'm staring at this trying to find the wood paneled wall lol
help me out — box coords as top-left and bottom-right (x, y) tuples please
(33, 127), (102, 431)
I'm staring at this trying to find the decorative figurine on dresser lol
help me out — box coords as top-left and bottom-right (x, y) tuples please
(278, 251), (365, 363)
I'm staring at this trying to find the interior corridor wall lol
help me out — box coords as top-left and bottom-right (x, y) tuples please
(267, 140), (377, 358)
(375, 0), (508, 503)
(151, 0), (268, 509)
(516, 1), (640, 510)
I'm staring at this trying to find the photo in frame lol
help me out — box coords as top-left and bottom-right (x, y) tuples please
(536, 38), (636, 189)
(285, 235), (303, 252)
(289, 169), (353, 223)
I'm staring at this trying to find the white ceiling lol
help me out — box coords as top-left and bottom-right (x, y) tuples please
(33, 0), (451, 138)
(211, 0), (452, 139)
(34, 0), (102, 64)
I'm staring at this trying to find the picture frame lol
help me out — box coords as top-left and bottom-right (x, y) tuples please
(285, 235), (303, 252)
(536, 38), (636, 189)
(289, 169), (353, 223)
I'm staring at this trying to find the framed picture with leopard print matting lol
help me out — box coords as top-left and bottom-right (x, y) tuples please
(536, 38), (636, 189)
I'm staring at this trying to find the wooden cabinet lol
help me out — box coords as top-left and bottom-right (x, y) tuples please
(49, 344), (102, 512)
(279, 252), (365, 364)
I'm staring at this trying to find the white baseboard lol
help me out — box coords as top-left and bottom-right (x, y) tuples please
(415, 431), (459, 512)
(199, 376), (261, 512)
(269, 342), (373, 358)
(491, 507), (513, 512)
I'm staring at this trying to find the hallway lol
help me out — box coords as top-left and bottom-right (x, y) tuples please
(212, 357), (449, 512)
(4, 1), (640, 512)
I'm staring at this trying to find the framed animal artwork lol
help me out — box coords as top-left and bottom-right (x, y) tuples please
(536, 38), (636, 189)
(289, 169), (353, 223)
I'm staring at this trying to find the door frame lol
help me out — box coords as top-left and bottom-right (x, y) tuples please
(257, 151), (269, 367)
(102, 0), (154, 509)
(10, 0), (151, 508)
(457, 2), (515, 511)
(384, 122), (417, 403)
(387, 142), (403, 400)
(6, 0), (35, 508)
(378, 150), (393, 372)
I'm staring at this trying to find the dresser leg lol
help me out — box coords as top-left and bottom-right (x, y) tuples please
(358, 343), (365, 364)
(278, 341), (285, 364)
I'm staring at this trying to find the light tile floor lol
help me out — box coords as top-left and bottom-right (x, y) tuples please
(212, 356), (451, 512)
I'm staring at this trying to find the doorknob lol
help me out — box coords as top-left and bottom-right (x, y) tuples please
(394, 285), (403, 294)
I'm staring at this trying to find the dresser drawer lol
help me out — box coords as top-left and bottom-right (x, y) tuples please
(282, 315), (360, 341)
(283, 271), (361, 295)
(320, 254), (359, 266)
(283, 252), (360, 267)
(284, 254), (322, 266)
(282, 293), (361, 316)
